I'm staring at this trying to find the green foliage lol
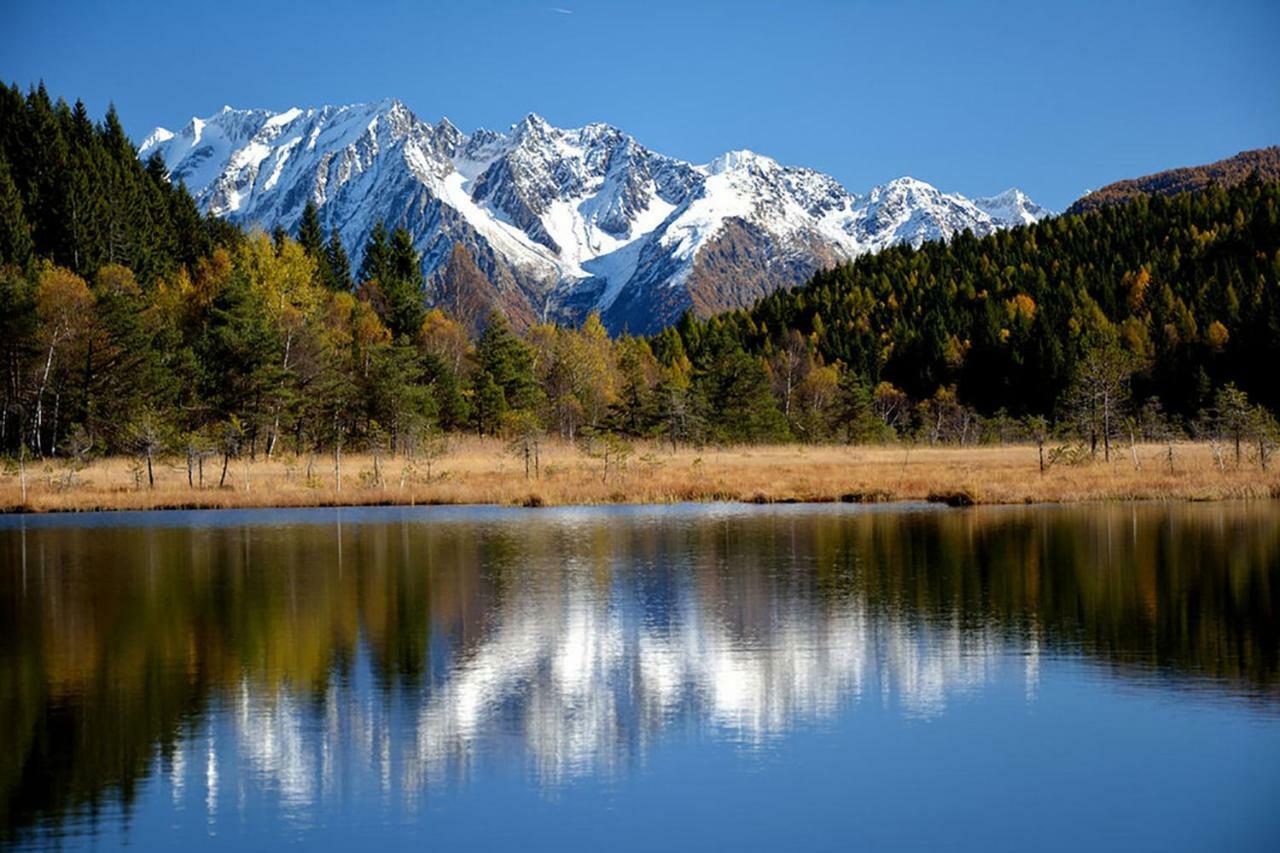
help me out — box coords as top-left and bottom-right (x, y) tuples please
(679, 177), (1280, 421)
(0, 154), (33, 267)
(358, 220), (390, 285)
(196, 267), (283, 431)
(0, 83), (228, 283)
(324, 232), (352, 292)
(475, 312), (537, 413)
(694, 339), (790, 444)
(383, 227), (426, 338)
(1, 81), (1277, 461)
(836, 371), (887, 443)
(297, 200), (325, 258)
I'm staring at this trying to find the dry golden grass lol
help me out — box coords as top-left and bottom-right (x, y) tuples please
(2, 437), (1277, 513)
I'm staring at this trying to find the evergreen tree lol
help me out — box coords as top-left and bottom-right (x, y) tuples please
(324, 233), (352, 292)
(195, 267), (282, 436)
(836, 371), (884, 443)
(358, 220), (390, 286)
(297, 200), (325, 258)
(0, 155), (33, 267)
(380, 227), (426, 338)
(475, 312), (537, 412)
(422, 350), (468, 430)
(471, 372), (506, 436)
(697, 341), (789, 443)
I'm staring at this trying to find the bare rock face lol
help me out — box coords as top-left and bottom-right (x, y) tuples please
(142, 100), (1049, 333)
(431, 242), (536, 334)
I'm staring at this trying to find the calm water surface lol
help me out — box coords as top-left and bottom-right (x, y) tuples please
(1, 502), (1278, 851)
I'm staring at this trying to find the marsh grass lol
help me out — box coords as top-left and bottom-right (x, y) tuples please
(2, 437), (1277, 513)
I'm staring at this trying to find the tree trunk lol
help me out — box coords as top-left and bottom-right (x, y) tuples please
(50, 390), (61, 457)
(32, 338), (57, 455)
(334, 441), (342, 492)
(1102, 391), (1111, 463)
(219, 451), (230, 487)
(146, 448), (154, 489)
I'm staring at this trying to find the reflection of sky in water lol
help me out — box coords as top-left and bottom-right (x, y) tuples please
(5, 504), (1279, 851)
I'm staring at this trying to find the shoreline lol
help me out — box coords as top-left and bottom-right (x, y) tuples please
(4, 493), (1279, 518)
(2, 439), (1277, 515)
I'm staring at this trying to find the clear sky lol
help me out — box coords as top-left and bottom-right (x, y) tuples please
(3, 0), (1278, 210)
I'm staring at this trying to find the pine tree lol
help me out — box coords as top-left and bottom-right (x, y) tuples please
(297, 200), (325, 258)
(380, 227), (425, 338)
(836, 370), (883, 443)
(324, 233), (352, 292)
(422, 350), (469, 430)
(358, 220), (390, 286)
(0, 155), (33, 267)
(471, 372), (506, 436)
(698, 341), (789, 443)
(195, 267), (282, 435)
(475, 311), (537, 412)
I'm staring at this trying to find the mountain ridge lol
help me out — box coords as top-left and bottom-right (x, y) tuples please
(140, 98), (1049, 332)
(1066, 146), (1280, 215)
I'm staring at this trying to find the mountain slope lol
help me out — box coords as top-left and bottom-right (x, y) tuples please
(1066, 146), (1280, 215)
(141, 99), (1048, 333)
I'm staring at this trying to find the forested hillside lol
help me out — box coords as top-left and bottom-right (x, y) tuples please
(1066, 146), (1280, 214)
(683, 176), (1280, 433)
(0, 83), (1276, 466)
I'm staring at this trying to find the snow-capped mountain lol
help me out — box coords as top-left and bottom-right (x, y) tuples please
(141, 99), (1049, 333)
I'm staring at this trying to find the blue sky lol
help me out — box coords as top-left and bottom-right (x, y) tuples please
(3, 0), (1277, 210)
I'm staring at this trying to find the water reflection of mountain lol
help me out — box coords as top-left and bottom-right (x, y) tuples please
(2, 503), (1278, 842)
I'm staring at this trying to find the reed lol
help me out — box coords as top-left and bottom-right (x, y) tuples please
(2, 438), (1277, 513)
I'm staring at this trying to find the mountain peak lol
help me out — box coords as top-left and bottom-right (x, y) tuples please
(142, 98), (1047, 333)
(514, 111), (552, 136)
(705, 149), (775, 175)
(880, 176), (938, 193)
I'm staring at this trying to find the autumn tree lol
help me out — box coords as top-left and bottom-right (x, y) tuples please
(1214, 383), (1252, 466)
(1067, 339), (1134, 462)
(31, 265), (92, 453)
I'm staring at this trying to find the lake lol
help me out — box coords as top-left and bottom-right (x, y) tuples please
(1, 502), (1278, 851)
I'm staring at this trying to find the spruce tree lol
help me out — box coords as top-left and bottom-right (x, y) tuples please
(297, 200), (325, 259)
(0, 156), (33, 267)
(325, 233), (352, 292)
(475, 311), (537, 412)
(358, 220), (390, 286)
(381, 227), (425, 338)
(195, 268), (282, 429)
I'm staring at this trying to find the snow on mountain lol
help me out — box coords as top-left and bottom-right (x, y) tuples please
(141, 99), (1050, 333)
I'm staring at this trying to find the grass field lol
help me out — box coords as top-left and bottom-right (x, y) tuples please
(2, 437), (1277, 513)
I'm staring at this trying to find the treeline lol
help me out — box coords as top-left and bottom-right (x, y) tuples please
(0, 83), (1278, 467)
(0, 82), (236, 282)
(677, 174), (1280, 449)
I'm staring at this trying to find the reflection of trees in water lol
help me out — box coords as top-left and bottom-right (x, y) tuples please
(1, 504), (1277, 841)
